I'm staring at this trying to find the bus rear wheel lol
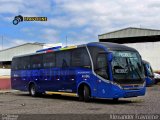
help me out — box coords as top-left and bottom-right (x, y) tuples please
(113, 98), (119, 102)
(29, 84), (39, 97)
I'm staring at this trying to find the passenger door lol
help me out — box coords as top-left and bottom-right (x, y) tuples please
(96, 53), (110, 97)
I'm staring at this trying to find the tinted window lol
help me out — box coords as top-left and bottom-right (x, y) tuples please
(12, 58), (19, 70)
(71, 47), (91, 68)
(21, 56), (30, 70)
(96, 54), (108, 79)
(56, 51), (71, 68)
(43, 52), (55, 68)
(88, 46), (105, 70)
(30, 54), (43, 69)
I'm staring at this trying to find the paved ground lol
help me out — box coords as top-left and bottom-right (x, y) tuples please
(0, 85), (160, 114)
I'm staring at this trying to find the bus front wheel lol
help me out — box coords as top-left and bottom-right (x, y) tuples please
(83, 86), (90, 102)
(78, 85), (91, 102)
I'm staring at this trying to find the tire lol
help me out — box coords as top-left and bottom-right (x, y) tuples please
(29, 84), (39, 97)
(113, 98), (119, 102)
(78, 92), (84, 101)
(83, 86), (90, 102)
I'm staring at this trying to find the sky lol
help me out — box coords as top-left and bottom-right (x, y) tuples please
(0, 0), (160, 49)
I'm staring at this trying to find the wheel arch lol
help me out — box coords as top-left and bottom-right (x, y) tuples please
(28, 81), (37, 91)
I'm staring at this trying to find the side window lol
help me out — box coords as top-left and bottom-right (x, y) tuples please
(30, 54), (43, 69)
(17, 57), (22, 70)
(71, 48), (91, 68)
(43, 53), (55, 68)
(12, 58), (18, 70)
(56, 51), (71, 68)
(21, 56), (30, 70)
(12, 57), (30, 70)
(88, 46), (105, 70)
(17, 58), (22, 70)
(96, 54), (109, 79)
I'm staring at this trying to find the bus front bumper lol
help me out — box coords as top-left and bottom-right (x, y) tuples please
(111, 84), (146, 98)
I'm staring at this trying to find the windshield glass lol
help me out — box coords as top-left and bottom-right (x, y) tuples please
(111, 51), (145, 82)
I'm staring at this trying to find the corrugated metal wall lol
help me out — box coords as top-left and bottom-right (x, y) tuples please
(99, 28), (160, 39)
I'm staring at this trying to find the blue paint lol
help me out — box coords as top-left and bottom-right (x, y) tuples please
(143, 60), (155, 86)
(145, 77), (155, 86)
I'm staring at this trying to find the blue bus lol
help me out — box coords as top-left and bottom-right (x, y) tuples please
(143, 60), (155, 86)
(11, 42), (146, 102)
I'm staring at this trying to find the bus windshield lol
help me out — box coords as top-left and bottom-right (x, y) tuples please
(111, 51), (145, 83)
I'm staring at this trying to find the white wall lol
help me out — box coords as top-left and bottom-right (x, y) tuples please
(0, 69), (10, 76)
(0, 44), (43, 61)
(124, 42), (160, 71)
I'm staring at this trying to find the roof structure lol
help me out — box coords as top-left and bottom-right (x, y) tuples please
(99, 27), (160, 44)
(0, 43), (45, 62)
(0, 42), (44, 52)
(99, 27), (160, 39)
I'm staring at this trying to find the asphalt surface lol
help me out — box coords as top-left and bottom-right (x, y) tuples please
(0, 85), (160, 114)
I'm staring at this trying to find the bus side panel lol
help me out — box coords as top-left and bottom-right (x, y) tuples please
(11, 67), (77, 93)
(96, 79), (113, 98)
(37, 68), (70, 93)
(11, 70), (28, 91)
(27, 68), (59, 93)
(37, 68), (77, 93)
(75, 68), (120, 99)
(25, 67), (77, 93)
(60, 68), (77, 93)
(76, 70), (120, 99)
(76, 69), (98, 97)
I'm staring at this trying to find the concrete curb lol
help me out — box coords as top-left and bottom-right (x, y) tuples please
(0, 90), (19, 94)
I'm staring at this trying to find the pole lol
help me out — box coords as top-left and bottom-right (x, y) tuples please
(1, 36), (3, 50)
(66, 35), (68, 47)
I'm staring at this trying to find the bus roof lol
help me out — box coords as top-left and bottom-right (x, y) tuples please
(87, 42), (138, 52)
(142, 60), (150, 64)
(12, 42), (138, 59)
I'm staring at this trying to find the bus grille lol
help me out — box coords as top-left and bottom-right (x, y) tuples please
(124, 91), (139, 98)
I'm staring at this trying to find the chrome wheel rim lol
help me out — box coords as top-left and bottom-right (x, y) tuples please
(31, 86), (35, 95)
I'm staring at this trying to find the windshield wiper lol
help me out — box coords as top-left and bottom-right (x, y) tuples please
(127, 58), (143, 81)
